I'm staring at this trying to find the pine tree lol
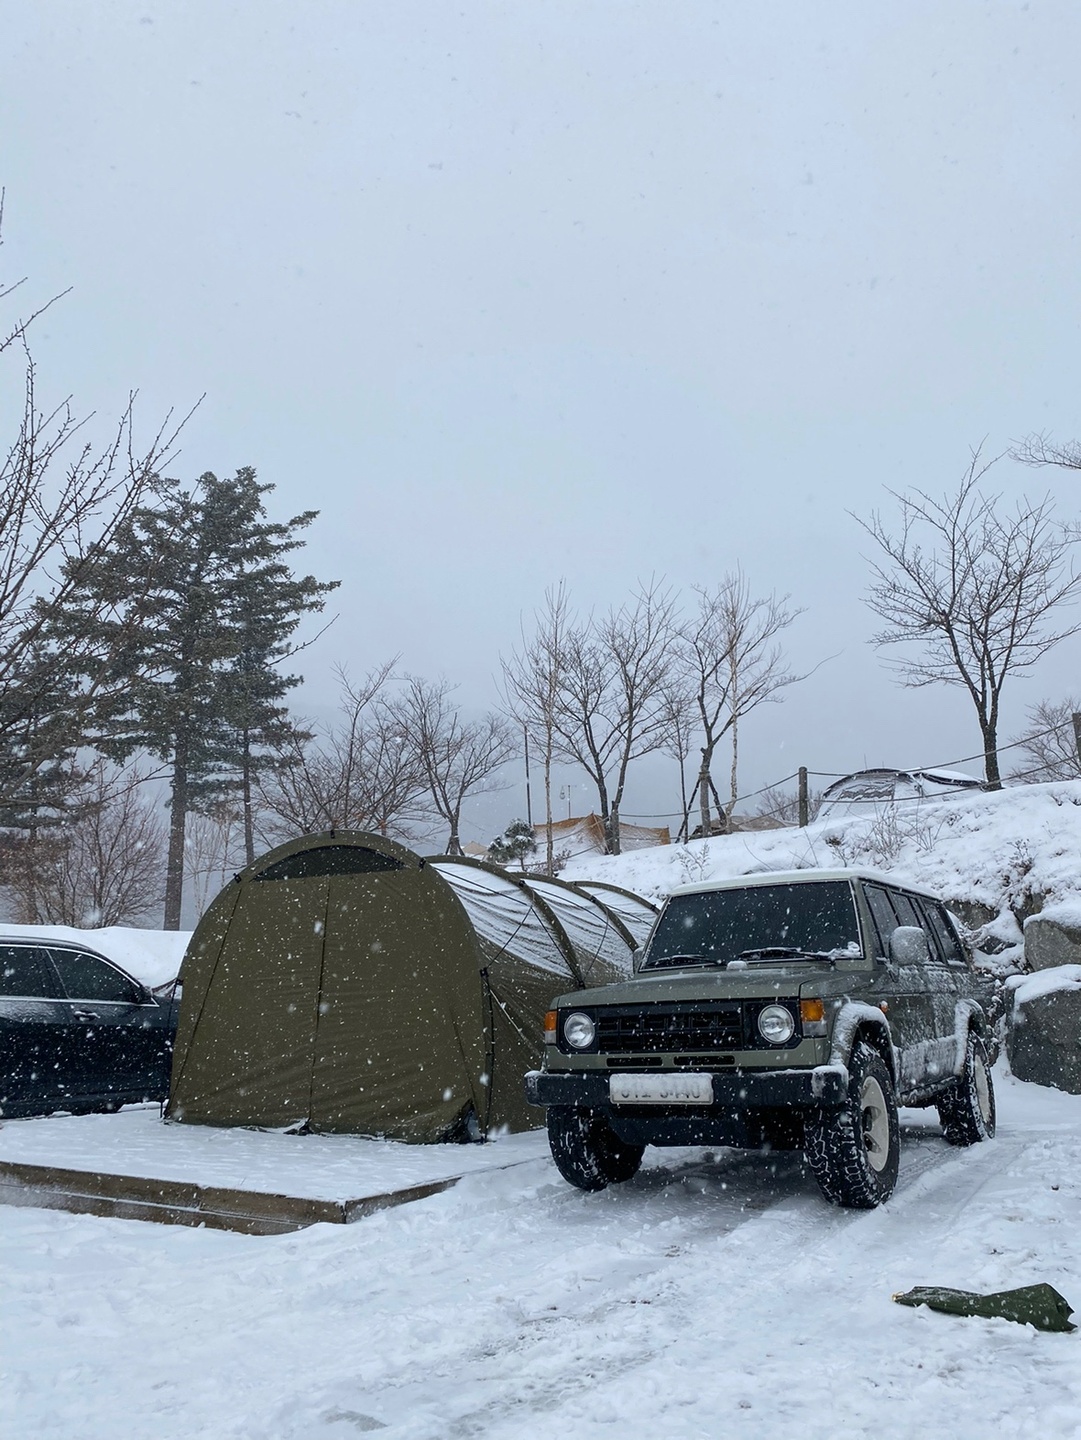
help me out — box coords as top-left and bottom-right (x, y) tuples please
(53, 468), (337, 926)
(487, 819), (537, 870)
(207, 469), (336, 865)
(0, 652), (88, 916)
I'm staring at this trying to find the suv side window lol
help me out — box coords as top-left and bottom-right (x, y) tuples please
(49, 949), (145, 1005)
(889, 893), (926, 934)
(863, 886), (899, 957)
(0, 945), (62, 998)
(916, 899), (968, 968)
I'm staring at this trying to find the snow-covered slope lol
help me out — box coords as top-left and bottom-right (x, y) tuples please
(563, 780), (1081, 967)
(0, 923), (190, 988)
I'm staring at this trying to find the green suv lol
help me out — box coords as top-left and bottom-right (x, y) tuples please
(525, 868), (999, 1208)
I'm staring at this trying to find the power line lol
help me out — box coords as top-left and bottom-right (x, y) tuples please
(902, 721), (1068, 776)
(554, 719), (1076, 829)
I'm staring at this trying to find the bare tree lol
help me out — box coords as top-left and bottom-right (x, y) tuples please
(2, 760), (166, 926)
(502, 583), (571, 873)
(679, 572), (803, 837)
(1009, 697), (1081, 782)
(0, 200), (192, 803)
(549, 579), (677, 855)
(658, 680), (697, 842)
(754, 780), (823, 827)
(1013, 433), (1081, 472)
(392, 676), (516, 855)
(257, 663), (429, 842)
(185, 801), (245, 917)
(856, 453), (1081, 788)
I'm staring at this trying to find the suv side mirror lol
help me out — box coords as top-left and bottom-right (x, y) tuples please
(889, 925), (929, 967)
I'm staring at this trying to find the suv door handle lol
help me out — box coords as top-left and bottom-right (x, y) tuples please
(72, 1009), (101, 1022)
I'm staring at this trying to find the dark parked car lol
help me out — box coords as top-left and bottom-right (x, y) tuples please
(0, 939), (179, 1118)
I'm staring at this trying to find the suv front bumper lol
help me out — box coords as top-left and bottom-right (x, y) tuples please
(525, 1065), (847, 1111)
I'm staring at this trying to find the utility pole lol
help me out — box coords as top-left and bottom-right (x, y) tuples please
(798, 766), (809, 828)
(1073, 713), (1081, 770)
(523, 725), (533, 828)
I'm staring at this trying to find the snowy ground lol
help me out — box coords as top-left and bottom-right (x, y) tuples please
(3, 1066), (1079, 1440)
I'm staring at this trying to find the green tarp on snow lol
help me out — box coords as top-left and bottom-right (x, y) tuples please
(893, 1284), (1076, 1333)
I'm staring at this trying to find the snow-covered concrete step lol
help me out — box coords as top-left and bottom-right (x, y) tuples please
(0, 1106), (550, 1234)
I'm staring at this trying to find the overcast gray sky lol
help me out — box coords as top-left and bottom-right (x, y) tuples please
(2, 1), (1078, 846)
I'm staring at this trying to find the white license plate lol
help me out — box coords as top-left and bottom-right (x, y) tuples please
(609, 1072), (714, 1106)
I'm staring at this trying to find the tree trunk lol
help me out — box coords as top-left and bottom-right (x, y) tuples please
(164, 743), (188, 930)
(982, 718), (1002, 790)
(446, 814), (463, 855)
(697, 746), (713, 835)
(606, 803), (621, 855)
(727, 716), (739, 819)
(543, 745), (554, 875)
(593, 774), (615, 854)
(241, 726), (255, 866)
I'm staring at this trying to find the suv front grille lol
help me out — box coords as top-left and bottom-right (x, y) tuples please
(595, 1003), (743, 1053)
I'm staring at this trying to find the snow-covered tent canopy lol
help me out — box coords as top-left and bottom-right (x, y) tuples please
(817, 768), (984, 821)
(167, 833), (656, 1142)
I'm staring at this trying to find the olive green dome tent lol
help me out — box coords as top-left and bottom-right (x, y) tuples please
(167, 832), (657, 1142)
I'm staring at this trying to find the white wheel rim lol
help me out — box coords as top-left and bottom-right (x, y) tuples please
(860, 1075), (891, 1173)
(973, 1054), (992, 1128)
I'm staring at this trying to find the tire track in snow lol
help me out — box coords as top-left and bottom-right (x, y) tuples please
(346, 1130), (1032, 1439)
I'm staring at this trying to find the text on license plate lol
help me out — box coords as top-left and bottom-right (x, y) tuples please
(609, 1073), (714, 1106)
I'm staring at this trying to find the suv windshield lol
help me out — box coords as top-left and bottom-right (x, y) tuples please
(644, 881), (861, 968)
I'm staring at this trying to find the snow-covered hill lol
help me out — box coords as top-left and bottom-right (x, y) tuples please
(563, 780), (1081, 969)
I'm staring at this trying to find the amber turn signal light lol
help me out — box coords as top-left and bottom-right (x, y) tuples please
(543, 1009), (558, 1043)
(800, 998), (825, 1023)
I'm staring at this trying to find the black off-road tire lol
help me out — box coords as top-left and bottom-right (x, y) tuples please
(937, 1032), (996, 1146)
(546, 1105), (645, 1192)
(805, 1042), (900, 1209)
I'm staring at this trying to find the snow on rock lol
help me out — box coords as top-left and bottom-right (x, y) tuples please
(1025, 902), (1081, 973)
(565, 781), (1081, 973)
(0, 922), (190, 988)
(1006, 967), (1081, 1095)
(1008, 965), (1081, 1008)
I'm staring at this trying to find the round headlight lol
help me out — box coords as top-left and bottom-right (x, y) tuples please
(563, 1011), (596, 1050)
(757, 1004), (795, 1045)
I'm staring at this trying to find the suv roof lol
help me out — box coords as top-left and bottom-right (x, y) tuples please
(668, 867), (943, 900)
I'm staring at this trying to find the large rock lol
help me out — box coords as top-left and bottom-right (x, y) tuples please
(1025, 913), (1081, 972)
(1007, 966), (1081, 1094)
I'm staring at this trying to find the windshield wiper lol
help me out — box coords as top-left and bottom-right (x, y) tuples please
(642, 953), (724, 970)
(737, 947), (838, 963)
